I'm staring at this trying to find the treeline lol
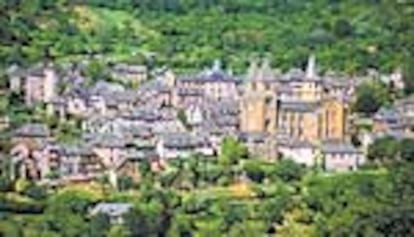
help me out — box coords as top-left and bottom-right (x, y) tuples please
(0, 0), (412, 76)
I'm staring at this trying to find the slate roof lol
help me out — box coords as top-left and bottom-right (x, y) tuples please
(103, 91), (138, 107)
(122, 109), (162, 121)
(52, 144), (93, 157)
(90, 81), (125, 95)
(282, 68), (305, 81)
(15, 123), (50, 138)
(176, 88), (204, 96)
(118, 125), (154, 139)
(91, 203), (133, 217)
(238, 132), (267, 143)
(215, 116), (239, 126)
(278, 138), (314, 148)
(125, 149), (157, 161)
(162, 133), (208, 149)
(89, 133), (131, 148)
(374, 108), (401, 122)
(139, 79), (170, 92)
(321, 141), (360, 154)
(196, 70), (237, 83)
(279, 101), (320, 113)
(111, 64), (147, 74)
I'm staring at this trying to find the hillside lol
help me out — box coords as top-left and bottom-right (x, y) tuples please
(0, 0), (412, 74)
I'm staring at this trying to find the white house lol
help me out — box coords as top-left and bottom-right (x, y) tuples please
(278, 140), (317, 167)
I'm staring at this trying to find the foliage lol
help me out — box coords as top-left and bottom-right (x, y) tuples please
(117, 175), (134, 191)
(400, 138), (414, 162)
(177, 109), (188, 128)
(367, 136), (400, 165)
(243, 160), (265, 183)
(0, 176), (13, 192)
(272, 159), (306, 183)
(1, 0), (410, 75)
(23, 184), (48, 200)
(89, 213), (111, 237)
(218, 137), (248, 166)
(353, 81), (392, 115)
(14, 178), (31, 194)
(124, 205), (165, 237)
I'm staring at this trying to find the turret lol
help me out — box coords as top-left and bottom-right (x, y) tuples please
(305, 54), (316, 79)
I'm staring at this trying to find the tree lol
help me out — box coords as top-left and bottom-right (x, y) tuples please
(243, 160), (265, 183)
(118, 175), (134, 191)
(272, 159), (305, 183)
(218, 137), (248, 166)
(107, 225), (130, 237)
(353, 81), (391, 115)
(0, 176), (12, 192)
(400, 138), (414, 162)
(14, 178), (30, 194)
(84, 60), (110, 84)
(367, 136), (400, 165)
(333, 18), (353, 38)
(402, 55), (414, 95)
(220, 203), (248, 232)
(167, 213), (194, 237)
(124, 206), (164, 237)
(177, 109), (189, 128)
(89, 213), (110, 237)
(260, 190), (291, 225)
(24, 184), (48, 200)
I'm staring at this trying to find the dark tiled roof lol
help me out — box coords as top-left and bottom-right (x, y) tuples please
(15, 123), (50, 137)
(89, 134), (131, 148)
(123, 109), (162, 121)
(196, 71), (237, 83)
(162, 133), (208, 149)
(278, 138), (314, 148)
(374, 108), (401, 121)
(176, 88), (204, 96)
(321, 142), (360, 154)
(279, 101), (320, 113)
(238, 132), (267, 143)
(53, 144), (93, 157)
(91, 203), (133, 217)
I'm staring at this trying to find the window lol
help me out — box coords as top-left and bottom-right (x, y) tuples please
(252, 82), (257, 90)
(265, 119), (271, 130)
(265, 96), (272, 105)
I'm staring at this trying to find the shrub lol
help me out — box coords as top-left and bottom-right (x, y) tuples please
(0, 177), (13, 192)
(24, 184), (48, 200)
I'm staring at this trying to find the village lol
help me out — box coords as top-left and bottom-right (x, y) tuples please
(2, 55), (411, 191)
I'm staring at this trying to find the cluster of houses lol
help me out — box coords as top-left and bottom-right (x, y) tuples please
(4, 57), (410, 188)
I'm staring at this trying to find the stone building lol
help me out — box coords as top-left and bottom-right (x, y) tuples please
(240, 56), (349, 143)
(24, 64), (58, 106)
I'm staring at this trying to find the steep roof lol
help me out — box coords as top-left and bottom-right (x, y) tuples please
(14, 123), (50, 138)
(91, 203), (133, 217)
(279, 101), (320, 113)
(321, 141), (360, 154)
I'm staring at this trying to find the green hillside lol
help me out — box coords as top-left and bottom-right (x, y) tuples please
(0, 0), (412, 74)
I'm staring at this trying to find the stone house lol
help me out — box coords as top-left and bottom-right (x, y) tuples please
(110, 63), (148, 85)
(175, 60), (239, 102)
(90, 203), (133, 224)
(156, 133), (214, 159)
(321, 141), (363, 172)
(278, 139), (317, 167)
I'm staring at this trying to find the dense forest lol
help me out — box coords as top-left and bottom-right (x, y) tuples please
(0, 0), (413, 74)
